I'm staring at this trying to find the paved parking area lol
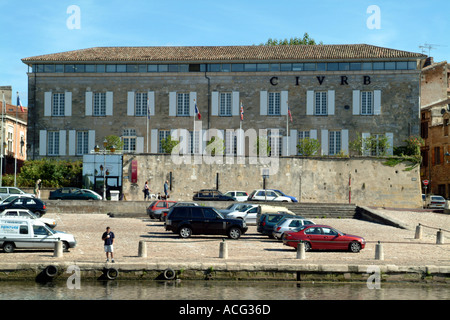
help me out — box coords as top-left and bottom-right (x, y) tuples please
(0, 208), (448, 267)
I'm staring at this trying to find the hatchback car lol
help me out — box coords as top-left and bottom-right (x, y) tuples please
(425, 195), (446, 209)
(223, 191), (249, 202)
(247, 189), (292, 202)
(283, 224), (365, 253)
(147, 200), (177, 220)
(0, 196), (47, 217)
(257, 213), (293, 238)
(270, 189), (298, 202)
(272, 217), (315, 240)
(165, 205), (247, 239)
(0, 187), (35, 200)
(0, 209), (57, 228)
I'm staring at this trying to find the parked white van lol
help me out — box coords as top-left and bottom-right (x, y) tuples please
(0, 218), (76, 253)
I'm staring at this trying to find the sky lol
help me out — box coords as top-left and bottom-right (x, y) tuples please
(1, 0), (449, 105)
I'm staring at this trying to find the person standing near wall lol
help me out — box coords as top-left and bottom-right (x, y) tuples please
(34, 179), (42, 199)
(143, 181), (150, 201)
(102, 226), (115, 263)
(164, 180), (169, 199)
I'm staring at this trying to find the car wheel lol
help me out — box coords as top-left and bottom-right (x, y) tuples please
(62, 241), (70, 252)
(349, 241), (361, 253)
(34, 211), (42, 218)
(3, 242), (15, 253)
(302, 241), (311, 252)
(179, 226), (192, 238)
(227, 227), (241, 240)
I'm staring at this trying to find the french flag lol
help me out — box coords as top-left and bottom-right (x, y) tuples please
(17, 93), (24, 112)
(194, 100), (201, 120)
(240, 101), (244, 121)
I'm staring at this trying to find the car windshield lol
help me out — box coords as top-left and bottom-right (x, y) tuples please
(1, 196), (19, 204)
(212, 208), (224, 219)
(239, 205), (253, 212)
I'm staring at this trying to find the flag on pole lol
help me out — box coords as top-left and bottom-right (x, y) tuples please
(194, 99), (201, 120)
(17, 93), (24, 112)
(240, 101), (244, 121)
(288, 104), (293, 123)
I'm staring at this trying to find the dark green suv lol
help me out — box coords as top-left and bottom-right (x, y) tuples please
(165, 206), (248, 239)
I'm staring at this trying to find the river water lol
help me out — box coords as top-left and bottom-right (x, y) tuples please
(0, 280), (448, 300)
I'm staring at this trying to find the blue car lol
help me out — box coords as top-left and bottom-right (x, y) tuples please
(271, 189), (298, 202)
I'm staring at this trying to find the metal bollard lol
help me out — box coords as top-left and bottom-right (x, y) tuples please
(375, 241), (384, 260)
(53, 241), (63, 258)
(296, 242), (306, 260)
(414, 224), (422, 240)
(138, 240), (147, 258)
(436, 230), (444, 244)
(219, 239), (228, 259)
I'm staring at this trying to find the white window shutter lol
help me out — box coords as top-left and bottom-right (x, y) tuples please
(386, 132), (394, 155)
(136, 137), (144, 154)
(341, 129), (349, 155)
(321, 129), (329, 155)
(85, 92), (93, 116)
(211, 91), (219, 116)
(59, 130), (66, 156)
(374, 90), (382, 115)
(353, 90), (360, 115)
(290, 129), (298, 156)
(169, 92), (176, 116)
(306, 91), (314, 115)
(44, 92), (52, 117)
(106, 91), (113, 116)
(327, 90), (335, 115)
(260, 91), (268, 116)
(39, 130), (47, 156)
(148, 91), (155, 116)
(88, 130), (96, 153)
(189, 92), (197, 117)
(68, 130), (76, 156)
(282, 136), (288, 156)
(151, 129), (158, 153)
(280, 91), (288, 116)
(310, 129), (317, 140)
(236, 128), (245, 156)
(127, 92), (135, 116)
(232, 91), (240, 116)
(64, 92), (72, 117)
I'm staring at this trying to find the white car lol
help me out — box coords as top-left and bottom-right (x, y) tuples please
(223, 191), (249, 202)
(219, 203), (253, 216)
(425, 195), (446, 209)
(226, 205), (259, 225)
(247, 189), (292, 202)
(0, 208), (57, 229)
(272, 217), (315, 240)
(0, 187), (35, 201)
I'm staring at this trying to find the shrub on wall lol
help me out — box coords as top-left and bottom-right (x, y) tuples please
(9, 159), (83, 188)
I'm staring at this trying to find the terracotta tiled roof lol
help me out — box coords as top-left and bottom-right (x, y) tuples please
(1, 102), (28, 122)
(22, 44), (426, 64)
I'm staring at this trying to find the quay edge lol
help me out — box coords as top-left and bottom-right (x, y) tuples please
(0, 262), (449, 283)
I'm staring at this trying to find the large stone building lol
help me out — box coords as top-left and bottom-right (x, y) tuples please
(22, 45), (426, 161)
(420, 60), (450, 197)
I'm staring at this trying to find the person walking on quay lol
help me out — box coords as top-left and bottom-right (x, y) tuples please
(34, 179), (42, 199)
(143, 181), (150, 201)
(164, 180), (169, 199)
(102, 227), (115, 263)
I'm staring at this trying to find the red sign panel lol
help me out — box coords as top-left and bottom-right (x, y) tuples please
(131, 160), (138, 184)
(422, 180), (429, 186)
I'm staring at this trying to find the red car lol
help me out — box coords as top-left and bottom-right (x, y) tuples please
(283, 224), (365, 253)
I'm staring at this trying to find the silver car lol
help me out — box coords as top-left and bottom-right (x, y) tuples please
(0, 187), (35, 201)
(272, 217), (315, 240)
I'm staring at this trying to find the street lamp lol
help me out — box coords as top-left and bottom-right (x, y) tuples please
(94, 139), (112, 201)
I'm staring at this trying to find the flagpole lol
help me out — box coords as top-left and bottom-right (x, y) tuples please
(286, 102), (289, 156)
(146, 96), (149, 153)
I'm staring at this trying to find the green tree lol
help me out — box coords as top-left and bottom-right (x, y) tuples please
(104, 135), (124, 151)
(161, 135), (179, 154)
(297, 138), (321, 156)
(350, 134), (390, 156)
(206, 136), (225, 156)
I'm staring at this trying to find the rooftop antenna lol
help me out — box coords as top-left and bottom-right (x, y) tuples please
(419, 43), (447, 56)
